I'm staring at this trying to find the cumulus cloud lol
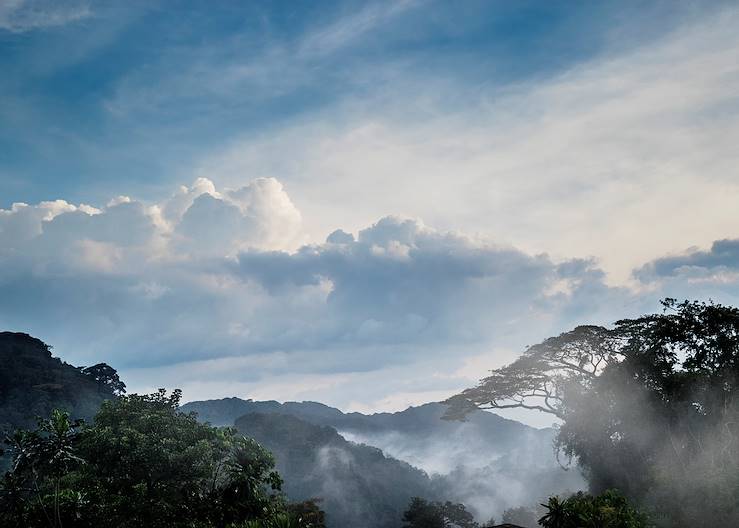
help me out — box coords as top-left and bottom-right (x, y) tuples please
(0, 176), (301, 264)
(0, 177), (635, 412)
(233, 216), (618, 352)
(171, 177), (304, 256)
(0, 200), (81, 244)
(0, 177), (304, 360)
(3, 176), (734, 418)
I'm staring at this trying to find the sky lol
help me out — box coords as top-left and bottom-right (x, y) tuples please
(2, 0), (739, 426)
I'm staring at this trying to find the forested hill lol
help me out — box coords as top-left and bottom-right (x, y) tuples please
(182, 397), (539, 447)
(183, 398), (585, 522)
(181, 397), (558, 468)
(237, 412), (440, 528)
(0, 332), (119, 436)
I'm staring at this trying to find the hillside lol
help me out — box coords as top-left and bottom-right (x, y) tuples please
(182, 398), (560, 469)
(184, 398), (585, 522)
(0, 332), (118, 436)
(182, 397), (540, 446)
(237, 412), (440, 528)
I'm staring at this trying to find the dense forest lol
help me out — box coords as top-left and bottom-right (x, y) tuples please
(3, 299), (739, 526)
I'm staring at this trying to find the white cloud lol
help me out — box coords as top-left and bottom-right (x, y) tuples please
(3, 175), (739, 422)
(0, 178), (627, 400)
(0, 199), (94, 247)
(173, 177), (304, 256)
(231, 215), (622, 353)
(632, 237), (739, 305)
(161, 178), (219, 225)
(197, 6), (739, 287)
(0, 177), (303, 271)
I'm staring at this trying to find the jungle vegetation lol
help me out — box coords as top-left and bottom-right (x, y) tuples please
(6, 298), (738, 527)
(0, 389), (324, 528)
(449, 299), (739, 527)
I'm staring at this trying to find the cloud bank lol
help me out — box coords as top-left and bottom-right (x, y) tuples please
(2, 4), (739, 419)
(5, 177), (739, 421)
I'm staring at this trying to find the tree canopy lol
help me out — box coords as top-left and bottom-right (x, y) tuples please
(538, 490), (650, 528)
(0, 389), (324, 528)
(79, 363), (127, 396)
(402, 497), (479, 528)
(449, 299), (739, 526)
(445, 324), (620, 420)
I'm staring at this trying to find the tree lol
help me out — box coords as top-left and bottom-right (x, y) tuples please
(37, 410), (85, 528)
(402, 497), (478, 528)
(80, 363), (126, 396)
(449, 299), (739, 526)
(403, 497), (444, 528)
(445, 325), (620, 421)
(1, 390), (319, 528)
(286, 499), (326, 528)
(0, 410), (84, 528)
(538, 490), (651, 528)
(71, 389), (286, 527)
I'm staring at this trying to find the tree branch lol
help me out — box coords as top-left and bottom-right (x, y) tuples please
(479, 400), (564, 419)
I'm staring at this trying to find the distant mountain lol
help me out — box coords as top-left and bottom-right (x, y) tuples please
(183, 398), (585, 523)
(237, 412), (440, 528)
(0, 332), (118, 438)
(182, 397), (537, 447)
(181, 398), (348, 428)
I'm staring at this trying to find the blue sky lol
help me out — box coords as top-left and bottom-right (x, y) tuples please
(2, 0), (739, 425)
(0, 0), (706, 204)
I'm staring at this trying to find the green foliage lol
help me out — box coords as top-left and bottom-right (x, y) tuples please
(0, 332), (120, 471)
(0, 409), (85, 527)
(555, 300), (739, 525)
(538, 490), (651, 528)
(456, 299), (739, 526)
(286, 499), (326, 528)
(0, 390), (322, 528)
(402, 497), (479, 528)
(229, 510), (323, 528)
(80, 363), (126, 396)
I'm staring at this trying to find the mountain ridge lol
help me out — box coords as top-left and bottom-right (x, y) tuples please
(182, 396), (585, 523)
(180, 397), (544, 438)
(236, 411), (440, 528)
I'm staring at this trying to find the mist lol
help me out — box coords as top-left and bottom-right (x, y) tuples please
(338, 424), (585, 522)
